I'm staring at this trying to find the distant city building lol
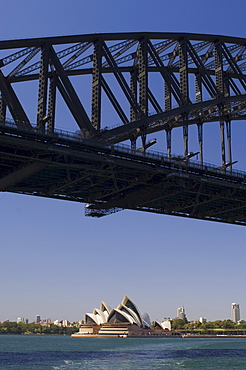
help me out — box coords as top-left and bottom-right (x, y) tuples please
(232, 303), (240, 323)
(17, 317), (28, 324)
(177, 307), (185, 319)
(36, 315), (41, 324)
(38, 318), (52, 326)
(199, 317), (206, 323)
(54, 320), (67, 327)
(238, 320), (246, 325)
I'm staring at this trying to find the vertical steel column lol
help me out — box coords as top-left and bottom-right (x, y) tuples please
(226, 120), (232, 172)
(195, 73), (203, 166)
(166, 130), (172, 159)
(91, 39), (102, 131)
(131, 139), (137, 151)
(47, 76), (56, 133)
(179, 38), (189, 157)
(195, 73), (202, 103)
(164, 81), (171, 111)
(214, 40), (226, 167)
(130, 69), (138, 151)
(198, 124), (203, 167)
(224, 75), (232, 172)
(138, 37), (148, 150)
(165, 82), (172, 158)
(37, 45), (49, 133)
(139, 37), (148, 115)
(214, 41), (224, 96)
(0, 92), (6, 123)
(220, 121), (226, 167)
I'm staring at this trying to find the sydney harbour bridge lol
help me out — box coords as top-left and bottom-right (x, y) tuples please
(0, 32), (246, 225)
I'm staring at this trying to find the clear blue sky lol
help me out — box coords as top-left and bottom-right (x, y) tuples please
(1, 0), (246, 323)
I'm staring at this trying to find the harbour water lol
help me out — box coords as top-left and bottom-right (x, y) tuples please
(1, 335), (246, 369)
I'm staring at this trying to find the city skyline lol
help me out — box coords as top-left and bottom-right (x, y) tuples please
(1, 0), (246, 323)
(4, 301), (243, 325)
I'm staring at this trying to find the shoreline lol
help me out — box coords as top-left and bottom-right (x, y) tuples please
(182, 334), (246, 338)
(71, 333), (246, 338)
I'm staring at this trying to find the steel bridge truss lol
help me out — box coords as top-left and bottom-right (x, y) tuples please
(1, 32), (246, 224)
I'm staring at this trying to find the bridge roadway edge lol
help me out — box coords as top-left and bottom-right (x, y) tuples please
(0, 124), (246, 226)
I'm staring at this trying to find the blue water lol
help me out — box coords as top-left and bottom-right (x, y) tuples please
(1, 335), (246, 369)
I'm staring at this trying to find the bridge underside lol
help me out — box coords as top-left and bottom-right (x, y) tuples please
(1, 124), (246, 225)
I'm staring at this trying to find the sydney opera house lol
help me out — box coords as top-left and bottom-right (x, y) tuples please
(72, 296), (178, 337)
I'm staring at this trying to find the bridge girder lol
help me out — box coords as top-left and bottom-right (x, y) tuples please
(0, 32), (246, 224)
(0, 33), (245, 144)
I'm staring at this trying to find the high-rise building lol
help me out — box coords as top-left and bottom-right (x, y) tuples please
(232, 303), (240, 323)
(199, 317), (206, 323)
(36, 315), (41, 324)
(177, 306), (185, 319)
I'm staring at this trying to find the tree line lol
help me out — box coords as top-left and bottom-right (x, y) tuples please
(171, 318), (246, 334)
(0, 321), (77, 335)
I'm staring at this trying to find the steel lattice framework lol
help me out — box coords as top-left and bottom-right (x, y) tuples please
(1, 32), (246, 225)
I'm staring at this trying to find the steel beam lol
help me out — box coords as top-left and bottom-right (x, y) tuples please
(0, 92), (6, 121)
(179, 38), (189, 157)
(91, 39), (102, 131)
(130, 69), (138, 150)
(37, 45), (49, 132)
(49, 46), (95, 137)
(0, 161), (49, 190)
(47, 75), (56, 133)
(102, 40), (141, 117)
(147, 40), (183, 105)
(99, 94), (246, 143)
(0, 71), (31, 128)
(101, 76), (129, 124)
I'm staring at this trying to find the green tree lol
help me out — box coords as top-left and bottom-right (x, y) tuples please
(171, 318), (187, 330)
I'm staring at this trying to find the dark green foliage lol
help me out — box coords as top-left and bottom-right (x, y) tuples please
(171, 318), (246, 334)
(0, 321), (77, 335)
